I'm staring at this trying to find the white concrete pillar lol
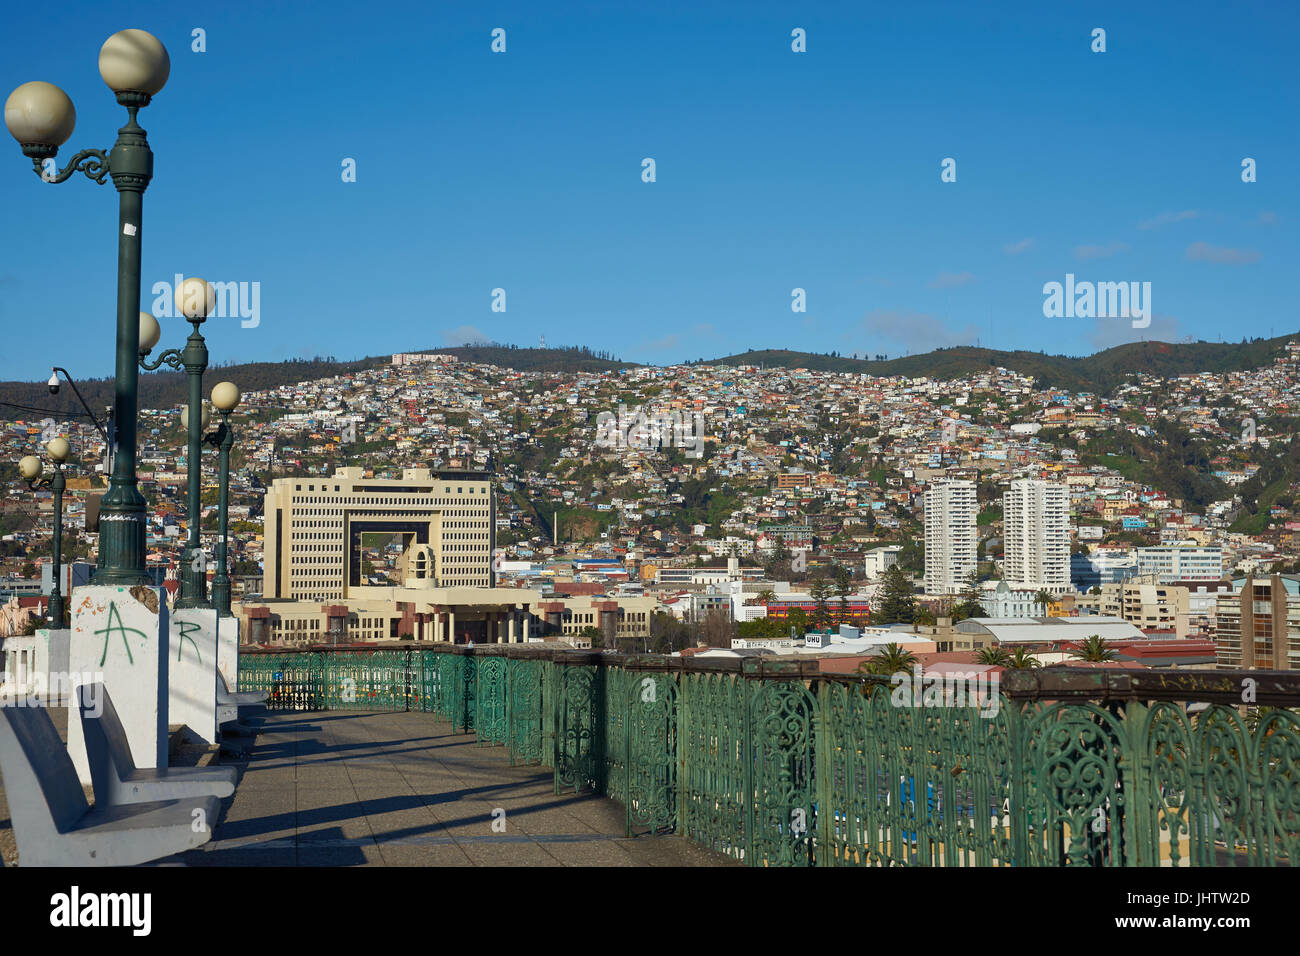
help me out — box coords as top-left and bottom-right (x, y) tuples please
(67, 585), (170, 783)
(216, 613), (239, 694)
(171, 607), (219, 745)
(447, 610), (455, 643)
(522, 613), (530, 642)
(508, 612), (516, 643)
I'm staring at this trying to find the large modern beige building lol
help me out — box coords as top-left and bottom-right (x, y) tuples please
(238, 585), (542, 646)
(235, 587), (657, 649)
(262, 466), (495, 601)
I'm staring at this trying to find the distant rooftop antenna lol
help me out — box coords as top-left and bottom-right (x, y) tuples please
(540, 334), (546, 350)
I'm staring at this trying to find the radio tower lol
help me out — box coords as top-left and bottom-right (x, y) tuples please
(539, 333), (546, 350)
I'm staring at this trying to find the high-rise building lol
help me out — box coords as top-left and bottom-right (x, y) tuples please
(1214, 574), (1300, 669)
(262, 466), (495, 601)
(1003, 479), (1070, 593)
(923, 479), (977, 595)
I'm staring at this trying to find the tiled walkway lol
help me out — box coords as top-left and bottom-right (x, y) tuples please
(182, 710), (733, 866)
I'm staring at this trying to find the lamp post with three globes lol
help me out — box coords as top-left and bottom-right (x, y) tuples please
(139, 280), (216, 608)
(18, 438), (72, 625)
(207, 382), (241, 617)
(5, 29), (171, 586)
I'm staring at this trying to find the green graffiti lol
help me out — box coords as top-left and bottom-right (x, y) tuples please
(176, 620), (202, 663)
(96, 602), (145, 667)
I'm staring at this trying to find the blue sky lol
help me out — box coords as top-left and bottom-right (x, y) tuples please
(1, 0), (1295, 379)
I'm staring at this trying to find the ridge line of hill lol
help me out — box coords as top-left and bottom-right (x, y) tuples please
(1, 333), (1295, 421)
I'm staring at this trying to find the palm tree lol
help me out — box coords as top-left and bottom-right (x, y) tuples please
(1007, 647), (1042, 669)
(1070, 634), (1119, 663)
(1243, 706), (1300, 737)
(756, 588), (776, 606)
(1035, 589), (1055, 615)
(860, 642), (917, 676)
(976, 645), (1012, 666)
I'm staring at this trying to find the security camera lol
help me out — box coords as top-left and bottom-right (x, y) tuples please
(48, 370), (60, 395)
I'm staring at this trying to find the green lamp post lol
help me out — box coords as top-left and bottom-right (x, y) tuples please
(19, 437), (72, 625)
(139, 279), (215, 608)
(5, 30), (170, 587)
(206, 381), (241, 617)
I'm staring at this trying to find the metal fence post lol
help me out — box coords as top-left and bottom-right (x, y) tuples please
(743, 674), (755, 867)
(1009, 700), (1030, 866)
(815, 678), (833, 867)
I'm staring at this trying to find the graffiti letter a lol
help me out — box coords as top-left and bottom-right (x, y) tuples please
(96, 601), (145, 667)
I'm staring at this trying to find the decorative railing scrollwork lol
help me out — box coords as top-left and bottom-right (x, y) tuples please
(238, 646), (1300, 866)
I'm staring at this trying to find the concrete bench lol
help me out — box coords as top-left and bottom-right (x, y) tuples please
(0, 703), (220, 866)
(218, 671), (268, 708)
(80, 683), (236, 804)
(217, 672), (266, 733)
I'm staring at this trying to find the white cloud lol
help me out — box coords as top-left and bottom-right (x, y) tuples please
(1088, 313), (1182, 350)
(441, 325), (491, 346)
(1138, 210), (1200, 230)
(861, 310), (979, 351)
(1003, 238), (1034, 256)
(1186, 242), (1261, 265)
(1074, 241), (1129, 260)
(640, 333), (680, 352)
(929, 272), (976, 289)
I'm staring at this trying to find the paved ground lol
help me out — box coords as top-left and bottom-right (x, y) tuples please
(179, 710), (732, 866)
(2, 708), (730, 867)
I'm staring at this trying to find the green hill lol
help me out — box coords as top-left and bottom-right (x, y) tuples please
(2, 333), (1293, 423)
(0, 346), (626, 423)
(439, 344), (628, 373)
(709, 333), (1298, 394)
(0, 356), (386, 425)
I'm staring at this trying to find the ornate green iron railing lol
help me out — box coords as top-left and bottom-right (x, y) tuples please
(240, 645), (1300, 866)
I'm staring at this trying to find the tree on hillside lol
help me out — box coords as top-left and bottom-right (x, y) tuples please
(952, 569), (984, 621)
(700, 608), (735, 648)
(649, 612), (691, 654)
(786, 607), (810, 636)
(809, 574), (833, 629)
(833, 565), (853, 624)
(873, 564), (915, 626)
